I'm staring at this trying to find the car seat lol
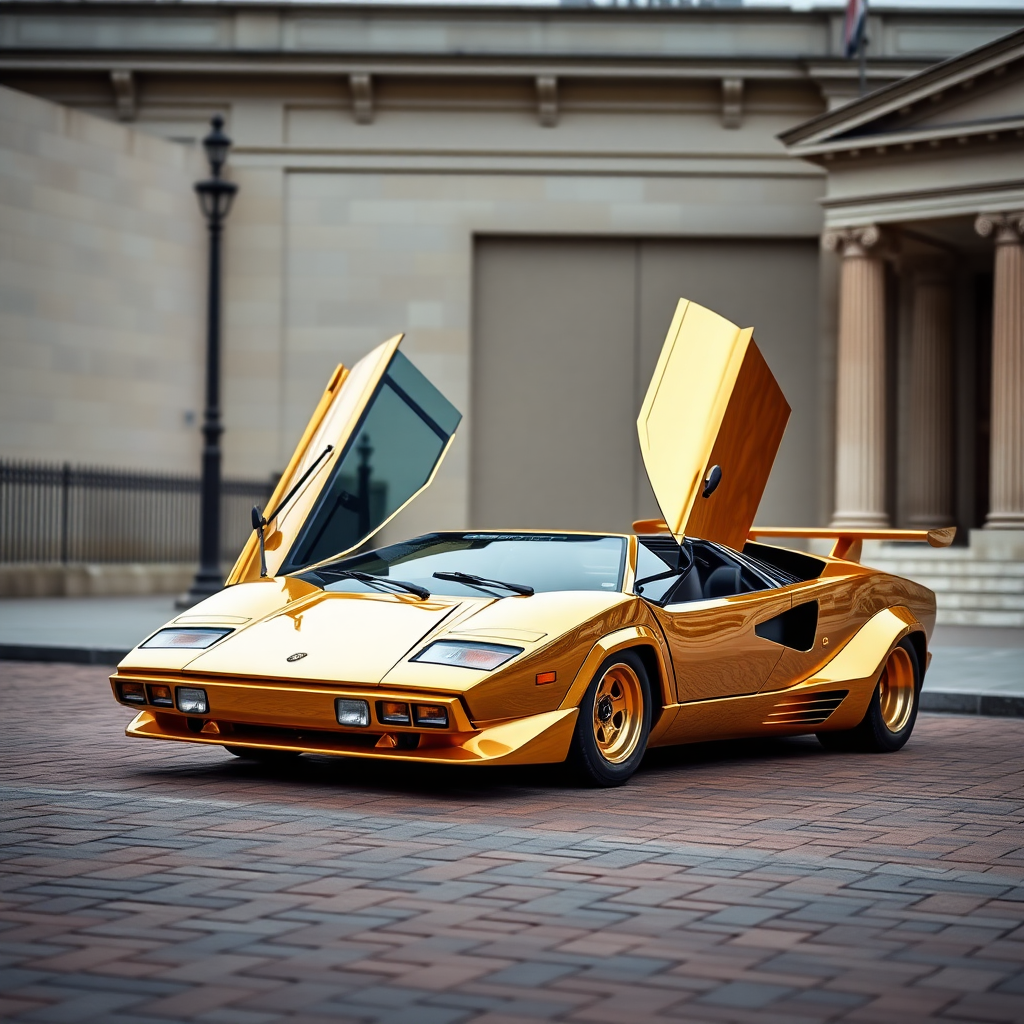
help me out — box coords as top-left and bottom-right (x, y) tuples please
(670, 566), (703, 603)
(703, 565), (741, 599)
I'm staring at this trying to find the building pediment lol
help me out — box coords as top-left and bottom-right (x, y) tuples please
(782, 26), (1024, 159)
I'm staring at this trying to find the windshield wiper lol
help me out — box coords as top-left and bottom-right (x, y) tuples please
(251, 443), (334, 577)
(432, 570), (534, 596)
(325, 569), (430, 601)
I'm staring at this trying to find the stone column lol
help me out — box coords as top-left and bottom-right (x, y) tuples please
(825, 225), (889, 528)
(905, 260), (954, 528)
(975, 212), (1024, 528)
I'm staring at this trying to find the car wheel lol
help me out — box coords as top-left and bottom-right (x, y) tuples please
(568, 649), (652, 787)
(817, 638), (921, 753)
(224, 746), (301, 762)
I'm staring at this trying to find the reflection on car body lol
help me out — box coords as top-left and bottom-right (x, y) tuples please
(110, 299), (954, 786)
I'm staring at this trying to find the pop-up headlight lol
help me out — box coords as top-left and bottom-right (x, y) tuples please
(141, 628), (231, 650)
(411, 641), (522, 671)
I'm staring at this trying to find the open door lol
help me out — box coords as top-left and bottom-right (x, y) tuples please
(228, 335), (462, 583)
(637, 299), (790, 551)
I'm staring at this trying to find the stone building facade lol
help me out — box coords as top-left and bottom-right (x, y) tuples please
(782, 26), (1024, 543)
(1, 1), (1022, 558)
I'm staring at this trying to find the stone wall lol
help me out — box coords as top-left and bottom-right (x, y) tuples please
(0, 84), (204, 472)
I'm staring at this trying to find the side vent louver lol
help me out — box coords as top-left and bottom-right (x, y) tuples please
(764, 689), (848, 726)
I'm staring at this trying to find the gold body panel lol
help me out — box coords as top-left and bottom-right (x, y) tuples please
(111, 542), (936, 766)
(111, 306), (943, 772)
(637, 299), (791, 550)
(229, 337), (400, 582)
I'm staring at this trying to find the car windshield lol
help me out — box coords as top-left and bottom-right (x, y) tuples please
(303, 532), (628, 598)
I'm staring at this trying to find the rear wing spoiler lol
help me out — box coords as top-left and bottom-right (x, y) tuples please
(746, 527), (956, 563)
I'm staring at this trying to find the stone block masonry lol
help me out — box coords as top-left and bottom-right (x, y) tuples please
(0, 85), (205, 472)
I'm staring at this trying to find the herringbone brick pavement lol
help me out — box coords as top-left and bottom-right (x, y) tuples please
(1, 661), (1022, 1023)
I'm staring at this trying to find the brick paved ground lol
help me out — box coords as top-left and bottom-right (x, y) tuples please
(1, 662), (1023, 1024)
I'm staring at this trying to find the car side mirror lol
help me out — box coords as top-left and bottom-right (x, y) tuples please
(702, 464), (722, 499)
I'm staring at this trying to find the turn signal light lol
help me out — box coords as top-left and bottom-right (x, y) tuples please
(378, 701), (411, 726)
(147, 684), (174, 707)
(120, 681), (146, 704)
(412, 703), (448, 728)
(535, 671), (557, 686)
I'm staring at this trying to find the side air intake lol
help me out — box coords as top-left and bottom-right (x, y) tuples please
(763, 690), (848, 726)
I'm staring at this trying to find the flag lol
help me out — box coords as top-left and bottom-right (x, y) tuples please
(843, 0), (868, 59)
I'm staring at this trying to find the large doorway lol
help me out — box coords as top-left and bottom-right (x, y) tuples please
(471, 236), (821, 534)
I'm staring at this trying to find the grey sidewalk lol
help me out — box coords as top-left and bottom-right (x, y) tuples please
(0, 595), (174, 650)
(1, 596), (1021, 712)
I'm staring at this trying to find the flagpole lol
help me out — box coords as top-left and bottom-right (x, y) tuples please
(859, 0), (869, 95)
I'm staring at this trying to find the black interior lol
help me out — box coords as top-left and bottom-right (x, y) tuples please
(742, 541), (825, 583)
(635, 537), (787, 605)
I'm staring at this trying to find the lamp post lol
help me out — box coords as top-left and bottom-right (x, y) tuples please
(183, 115), (238, 605)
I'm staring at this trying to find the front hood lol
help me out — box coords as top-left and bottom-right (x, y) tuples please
(183, 590), (468, 686)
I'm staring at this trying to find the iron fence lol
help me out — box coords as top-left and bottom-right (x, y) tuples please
(0, 460), (274, 564)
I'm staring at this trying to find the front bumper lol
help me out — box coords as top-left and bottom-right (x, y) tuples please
(112, 671), (577, 766)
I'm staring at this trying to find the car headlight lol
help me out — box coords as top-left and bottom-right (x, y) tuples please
(336, 698), (370, 727)
(411, 641), (522, 671)
(176, 687), (208, 714)
(140, 628), (232, 649)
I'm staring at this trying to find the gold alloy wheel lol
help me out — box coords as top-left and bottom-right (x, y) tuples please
(878, 645), (916, 733)
(592, 663), (644, 764)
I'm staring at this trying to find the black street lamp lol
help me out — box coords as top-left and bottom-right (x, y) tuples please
(183, 115), (238, 605)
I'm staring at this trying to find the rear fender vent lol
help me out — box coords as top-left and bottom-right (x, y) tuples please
(764, 689), (848, 726)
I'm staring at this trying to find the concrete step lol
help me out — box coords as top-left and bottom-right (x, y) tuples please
(938, 592), (1024, 610)
(865, 559), (1024, 578)
(860, 531), (1024, 628)
(868, 574), (1024, 594)
(937, 608), (1024, 627)
(864, 555), (1024, 627)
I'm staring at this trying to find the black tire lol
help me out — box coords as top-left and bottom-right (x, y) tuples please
(817, 637), (921, 753)
(224, 746), (302, 762)
(567, 649), (652, 787)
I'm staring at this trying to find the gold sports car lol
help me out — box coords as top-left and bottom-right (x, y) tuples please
(110, 299), (954, 786)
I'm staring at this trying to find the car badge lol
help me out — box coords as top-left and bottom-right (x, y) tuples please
(286, 652), (307, 662)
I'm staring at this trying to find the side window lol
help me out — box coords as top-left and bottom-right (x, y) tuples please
(637, 539), (779, 606)
(666, 543), (771, 604)
(634, 539), (684, 604)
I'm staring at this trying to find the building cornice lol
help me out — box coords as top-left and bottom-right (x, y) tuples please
(2, 2), (1018, 68)
(781, 25), (1024, 153)
(792, 114), (1024, 160)
(820, 177), (1024, 227)
(0, 52), (931, 83)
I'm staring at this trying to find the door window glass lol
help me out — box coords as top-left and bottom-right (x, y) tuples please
(281, 352), (461, 572)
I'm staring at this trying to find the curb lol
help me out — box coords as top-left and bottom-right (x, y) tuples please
(2, 647), (1023, 717)
(920, 690), (1024, 718)
(0, 644), (127, 666)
